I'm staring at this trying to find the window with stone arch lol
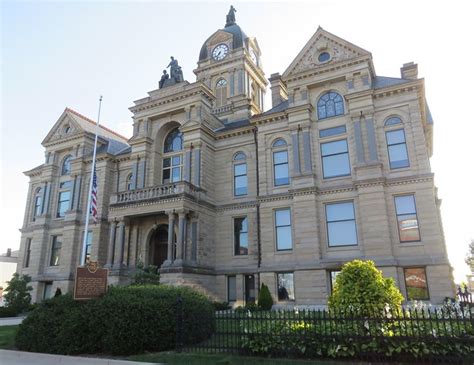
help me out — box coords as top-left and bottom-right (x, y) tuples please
(61, 155), (72, 175)
(233, 152), (247, 196)
(126, 173), (134, 191)
(272, 138), (289, 186)
(384, 116), (410, 169)
(317, 91), (344, 120)
(162, 127), (183, 184)
(215, 78), (228, 107)
(33, 187), (43, 220)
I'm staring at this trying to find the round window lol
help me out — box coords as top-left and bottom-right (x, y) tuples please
(318, 52), (330, 63)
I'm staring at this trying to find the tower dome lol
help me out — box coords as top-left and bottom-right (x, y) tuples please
(198, 6), (248, 61)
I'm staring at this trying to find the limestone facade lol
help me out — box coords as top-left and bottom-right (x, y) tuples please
(17, 13), (454, 305)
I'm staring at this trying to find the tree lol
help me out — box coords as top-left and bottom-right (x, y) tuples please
(465, 239), (474, 272)
(257, 283), (273, 310)
(4, 273), (33, 314)
(328, 259), (404, 315)
(131, 260), (160, 286)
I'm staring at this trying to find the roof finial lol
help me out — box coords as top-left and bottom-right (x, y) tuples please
(225, 5), (237, 27)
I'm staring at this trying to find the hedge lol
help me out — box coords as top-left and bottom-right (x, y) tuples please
(15, 285), (214, 356)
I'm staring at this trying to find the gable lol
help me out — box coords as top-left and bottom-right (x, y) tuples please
(282, 27), (372, 79)
(42, 111), (83, 146)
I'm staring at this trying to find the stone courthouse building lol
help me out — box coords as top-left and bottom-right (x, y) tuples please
(18, 8), (455, 305)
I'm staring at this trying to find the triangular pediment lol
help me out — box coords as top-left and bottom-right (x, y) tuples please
(42, 110), (84, 146)
(207, 30), (233, 48)
(282, 27), (372, 79)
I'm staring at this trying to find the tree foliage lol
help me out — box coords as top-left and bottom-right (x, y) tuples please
(4, 273), (33, 314)
(328, 260), (404, 315)
(465, 239), (474, 272)
(257, 283), (273, 310)
(131, 260), (160, 286)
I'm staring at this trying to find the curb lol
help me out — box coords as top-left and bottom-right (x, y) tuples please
(0, 350), (162, 365)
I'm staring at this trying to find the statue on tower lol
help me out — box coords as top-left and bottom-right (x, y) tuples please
(226, 5), (237, 26)
(159, 56), (184, 89)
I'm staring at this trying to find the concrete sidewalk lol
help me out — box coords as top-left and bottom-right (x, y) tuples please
(0, 350), (162, 365)
(0, 316), (25, 326)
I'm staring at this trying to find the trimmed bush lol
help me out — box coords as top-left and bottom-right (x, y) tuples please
(257, 283), (273, 310)
(212, 301), (231, 311)
(0, 306), (18, 318)
(328, 259), (403, 315)
(15, 285), (214, 356)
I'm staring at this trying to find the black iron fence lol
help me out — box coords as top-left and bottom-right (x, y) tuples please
(177, 305), (474, 364)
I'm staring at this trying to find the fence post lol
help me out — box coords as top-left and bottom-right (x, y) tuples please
(176, 296), (183, 353)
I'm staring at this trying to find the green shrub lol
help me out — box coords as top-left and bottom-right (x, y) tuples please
(15, 285), (214, 356)
(0, 306), (18, 318)
(328, 260), (403, 315)
(4, 273), (32, 314)
(257, 283), (273, 310)
(15, 294), (100, 354)
(212, 301), (231, 311)
(131, 261), (160, 286)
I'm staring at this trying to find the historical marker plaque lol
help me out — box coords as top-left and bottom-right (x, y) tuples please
(74, 261), (108, 300)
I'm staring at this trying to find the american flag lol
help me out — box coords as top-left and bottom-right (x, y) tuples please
(90, 168), (98, 223)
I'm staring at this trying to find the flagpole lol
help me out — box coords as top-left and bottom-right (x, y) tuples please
(81, 95), (103, 266)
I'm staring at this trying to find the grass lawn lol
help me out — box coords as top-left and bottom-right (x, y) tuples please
(0, 325), (18, 350)
(129, 352), (354, 365)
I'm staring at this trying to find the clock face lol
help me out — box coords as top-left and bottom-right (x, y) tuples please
(212, 44), (229, 61)
(250, 50), (258, 65)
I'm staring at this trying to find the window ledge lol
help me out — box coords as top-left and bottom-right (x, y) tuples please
(275, 250), (293, 255)
(397, 242), (424, 247)
(326, 245), (359, 252)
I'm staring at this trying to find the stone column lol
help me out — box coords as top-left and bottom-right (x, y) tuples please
(113, 220), (125, 269)
(291, 131), (301, 176)
(365, 117), (378, 161)
(164, 212), (175, 266)
(106, 220), (117, 267)
(302, 129), (313, 174)
(174, 211), (187, 265)
(353, 118), (365, 164)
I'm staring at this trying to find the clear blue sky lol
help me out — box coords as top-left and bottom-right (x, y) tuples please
(1, 0), (473, 284)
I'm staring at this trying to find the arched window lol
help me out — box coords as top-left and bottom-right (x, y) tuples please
(164, 128), (183, 153)
(272, 139), (289, 186)
(61, 155), (72, 175)
(233, 152), (247, 196)
(384, 116), (409, 169)
(126, 173), (133, 191)
(163, 127), (183, 184)
(215, 78), (227, 107)
(317, 91), (344, 120)
(33, 187), (43, 219)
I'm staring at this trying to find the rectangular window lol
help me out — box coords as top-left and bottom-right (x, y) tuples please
(275, 209), (292, 251)
(162, 155), (182, 184)
(34, 195), (42, 218)
(234, 217), (248, 255)
(277, 272), (295, 301)
(394, 195), (420, 242)
(321, 139), (351, 178)
(24, 238), (32, 268)
(234, 163), (248, 196)
(273, 150), (289, 186)
(386, 129), (409, 169)
(56, 191), (71, 218)
(319, 125), (346, 138)
(329, 270), (341, 293)
(50, 236), (62, 266)
(227, 276), (237, 302)
(84, 231), (93, 263)
(404, 267), (429, 300)
(326, 201), (358, 246)
(43, 282), (53, 300)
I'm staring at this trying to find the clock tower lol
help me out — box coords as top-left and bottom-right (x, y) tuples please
(194, 6), (267, 122)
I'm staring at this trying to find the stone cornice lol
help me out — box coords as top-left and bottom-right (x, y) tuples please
(284, 55), (372, 84)
(250, 112), (287, 126)
(215, 126), (255, 140)
(373, 79), (423, 99)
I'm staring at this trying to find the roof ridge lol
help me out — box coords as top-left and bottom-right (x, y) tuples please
(65, 107), (129, 141)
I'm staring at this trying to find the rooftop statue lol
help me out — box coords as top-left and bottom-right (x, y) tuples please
(226, 5), (236, 26)
(159, 56), (184, 89)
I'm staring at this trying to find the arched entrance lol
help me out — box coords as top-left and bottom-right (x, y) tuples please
(149, 225), (168, 267)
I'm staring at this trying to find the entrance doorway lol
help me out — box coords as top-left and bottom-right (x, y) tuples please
(245, 274), (255, 303)
(149, 225), (168, 267)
